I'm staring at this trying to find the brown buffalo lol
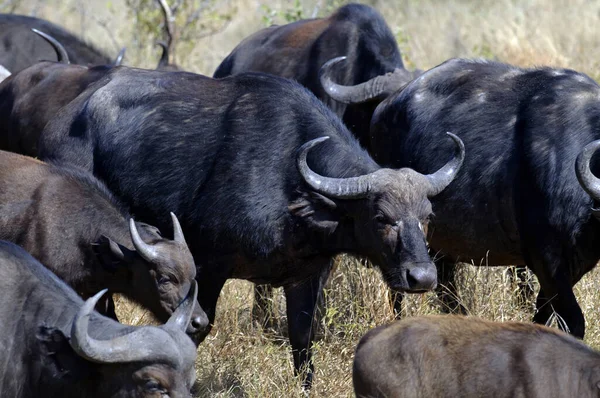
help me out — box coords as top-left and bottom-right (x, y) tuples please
(354, 315), (600, 398)
(0, 150), (208, 335)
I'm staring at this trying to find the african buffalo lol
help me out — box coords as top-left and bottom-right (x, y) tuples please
(353, 315), (600, 398)
(0, 14), (118, 73)
(369, 58), (600, 337)
(213, 2), (418, 321)
(0, 240), (198, 398)
(36, 67), (464, 386)
(0, 30), (114, 156)
(0, 149), (207, 335)
(213, 3), (417, 145)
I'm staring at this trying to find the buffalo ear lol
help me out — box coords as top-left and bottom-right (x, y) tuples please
(92, 235), (133, 271)
(36, 326), (91, 379)
(289, 192), (339, 235)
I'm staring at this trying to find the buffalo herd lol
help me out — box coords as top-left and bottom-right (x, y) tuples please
(1, 2), (600, 397)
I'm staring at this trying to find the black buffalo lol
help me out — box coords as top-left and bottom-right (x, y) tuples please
(213, 2), (418, 320)
(0, 14), (118, 73)
(0, 29), (114, 156)
(0, 240), (198, 397)
(353, 315), (600, 398)
(36, 67), (464, 386)
(369, 58), (600, 337)
(213, 3), (417, 146)
(0, 149), (207, 335)
(0, 60), (113, 156)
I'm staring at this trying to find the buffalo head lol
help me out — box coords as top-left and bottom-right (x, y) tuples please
(93, 212), (207, 336)
(295, 133), (464, 292)
(38, 282), (198, 397)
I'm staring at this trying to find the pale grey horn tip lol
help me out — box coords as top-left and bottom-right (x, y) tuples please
(90, 288), (109, 303)
(301, 136), (330, 151)
(324, 56), (347, 66)
(446, 132), (465, 156)
(73, 288), (108, 334)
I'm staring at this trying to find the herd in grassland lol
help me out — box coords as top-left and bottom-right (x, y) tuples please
(2, 2), (600, 397)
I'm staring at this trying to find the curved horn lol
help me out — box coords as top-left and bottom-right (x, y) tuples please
(319, 56), (412, 104)
(129, 219), (158, 261)
(70, 289), (183, 364)
(31, 29), (70, 64)
(576, 139), (600, 203)
(425, 132), (465, 197)
(297, 137), (376, 199)
(114, 47), (126, 66)
(170, 212), (186, 245)
(166, 280), (198, 332)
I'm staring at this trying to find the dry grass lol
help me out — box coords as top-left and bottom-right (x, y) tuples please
(5, 0), (600, 396)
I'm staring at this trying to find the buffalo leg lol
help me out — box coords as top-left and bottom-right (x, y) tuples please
(528, 254), (584, 338)
(252, 284), (276, 330)
(284, 259), (333, 389)
(194, 268), (229, 344)
(435, 259), (467, 314)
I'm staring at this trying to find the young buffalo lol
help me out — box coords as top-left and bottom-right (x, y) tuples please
(0, 150), (207, 335)
(354, 315), (600, 398)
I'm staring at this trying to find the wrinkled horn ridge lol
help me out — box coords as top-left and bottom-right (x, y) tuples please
(297, 136), (374, 199)
(129, 219), (158, 261)
(425, 132), (465, 197)
(31, 29), (70, 64)
(70, 289), (183, 365)
(576, 139), (600, 203)
(319, 56), (411, 104)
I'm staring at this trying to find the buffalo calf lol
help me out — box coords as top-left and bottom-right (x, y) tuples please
(354, 315), (600, 398)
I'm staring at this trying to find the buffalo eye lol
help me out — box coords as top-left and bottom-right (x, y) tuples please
(158, 276), (172, 285)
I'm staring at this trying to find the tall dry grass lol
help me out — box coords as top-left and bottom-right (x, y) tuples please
(5, 0), (600, 396)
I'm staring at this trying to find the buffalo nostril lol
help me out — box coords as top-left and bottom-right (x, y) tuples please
(407, 266), (437, 291)
(189, 315), (209, 332)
